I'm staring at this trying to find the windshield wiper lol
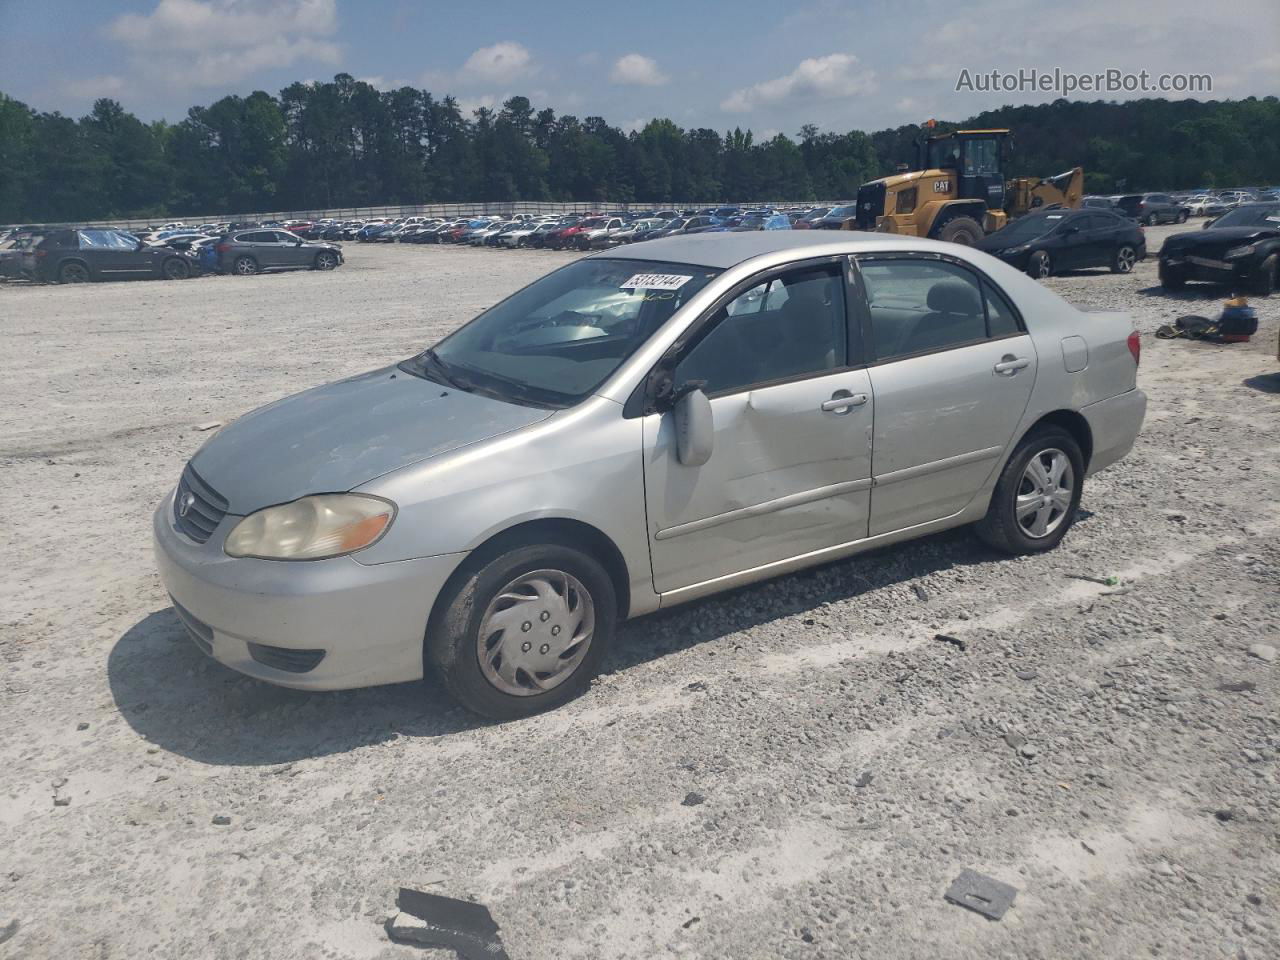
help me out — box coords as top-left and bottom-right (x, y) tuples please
(418, 348), (461, 388)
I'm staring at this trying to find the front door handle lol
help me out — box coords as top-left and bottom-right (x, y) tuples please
(994, 355), (1030, 376)
(821, 391), (869, 413)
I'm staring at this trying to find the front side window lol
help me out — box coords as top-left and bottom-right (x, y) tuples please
(858, 259), (993, 360)
(411, 258), (719, 407)
(963, 138), (999, 176)
(675, 265), (848, 396)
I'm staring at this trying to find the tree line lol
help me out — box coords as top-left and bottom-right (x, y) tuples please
(1, 74), (1277, 223)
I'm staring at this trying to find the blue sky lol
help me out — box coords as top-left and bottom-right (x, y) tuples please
(1, 0), (1277, 135)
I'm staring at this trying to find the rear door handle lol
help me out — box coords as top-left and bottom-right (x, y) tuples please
(821, 391), (869, 413)
(994, 356), (1030, 375)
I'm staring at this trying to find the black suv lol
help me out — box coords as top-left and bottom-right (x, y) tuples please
(1115, 194), (1188, 225)
(34, 228), (197, 283)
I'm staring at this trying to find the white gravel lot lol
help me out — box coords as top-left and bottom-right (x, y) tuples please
(1, 225), (1278, 960)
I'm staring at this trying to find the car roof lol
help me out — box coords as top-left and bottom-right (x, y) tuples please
(591, 229), (940, 269)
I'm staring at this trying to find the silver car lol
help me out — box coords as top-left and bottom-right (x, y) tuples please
(153, 232), (1146, 718)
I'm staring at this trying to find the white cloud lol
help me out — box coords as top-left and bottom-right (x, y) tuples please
(103, 0), (340, 90)
(459, 42), (534, 83)
(721, 53), (876, 113)
(610, 53), (668, 86)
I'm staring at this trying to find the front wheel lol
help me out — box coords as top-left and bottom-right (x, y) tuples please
(975, 427), (1083, 555)
(58, 261), (91, 283)
(232, 255), (258, 276)
(936, 216), (984, 246)
(1027, 250), (1053, 279)
(1111, 245), (1138, 274)
(1159, 261), (1187, 290)
(1251, 254), (1277, 296)
(426, 543), (617, 719)
(314, 251), (338, 271)
(1178, 210), (1188, 223)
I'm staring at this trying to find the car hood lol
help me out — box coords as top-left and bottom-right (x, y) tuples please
(190, 366), (554, 515)
(1163, 226), (1278, 252)
(975, 232), (1045, 253)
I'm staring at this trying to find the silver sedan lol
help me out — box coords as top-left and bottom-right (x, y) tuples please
(153, 231), (1146, 718)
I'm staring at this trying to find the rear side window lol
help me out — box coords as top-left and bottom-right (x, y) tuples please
(857, 258), (1021, 360)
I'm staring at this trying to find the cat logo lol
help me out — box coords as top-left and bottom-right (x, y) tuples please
(933, 181), (951, 193)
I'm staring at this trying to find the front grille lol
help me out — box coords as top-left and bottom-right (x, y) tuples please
(856, 182), (886, 230)
(172, 599), (214, 657)
(174, 464), (228, 543)
(247, 643), (326, 674)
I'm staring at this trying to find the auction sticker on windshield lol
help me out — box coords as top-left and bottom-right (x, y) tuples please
(621, 273), (693, 290)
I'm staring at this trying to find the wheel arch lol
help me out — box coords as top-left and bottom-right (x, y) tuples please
(429, 517), (633, 631)
(1023, 409), (1094, 470)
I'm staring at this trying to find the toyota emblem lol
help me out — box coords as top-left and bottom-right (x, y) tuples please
(178, 492), (195, 518)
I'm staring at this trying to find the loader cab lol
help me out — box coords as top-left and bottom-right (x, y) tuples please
(918, 130), (1010, 212)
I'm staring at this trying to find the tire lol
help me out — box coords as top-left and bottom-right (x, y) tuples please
(1250, 254), (1277, 296)
(975, 426), (1084, 555)
(1159, 261), (1187, 290)
(232, 255), (258, 276)
(427, 543), (617, 720)
(314, 251), (338, 271)
(58, 261), (91, 284)
(936, 216), (984, 246)
(1178, 210), (1189, 223)
(1111, 245), (1138, 274)
(1027, 250), (1053, 279)
(161, 257), (190, 280)
(1142, 214), (1155, 227)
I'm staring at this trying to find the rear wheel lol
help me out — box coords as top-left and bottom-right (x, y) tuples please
(58, 261), (91, 283)
(161, 257), (190, 280)
(1111, 245), (1138, 274)
(1178, 210), (1189, 223)
(314, 251), (338, 271)
(1142, 213), (1155, 226)
(1252, 254), (1277, 296)
(975, 426), (1084, 555)
(427, 543), (616, 720)
(1027, 250), (1053, 279)
(936, 216), (984, 246)
(232, 255), (258, 276)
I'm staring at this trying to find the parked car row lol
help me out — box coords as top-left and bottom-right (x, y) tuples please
(1082, 186), (1280, 224)
(0, 221), (344, 283)
(291, 206), (844, 255)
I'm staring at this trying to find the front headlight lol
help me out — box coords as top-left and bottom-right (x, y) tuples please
(1001, 245), (1030, 256)
(1224, 243), (1257, 259)
(224, 494), (395, 560)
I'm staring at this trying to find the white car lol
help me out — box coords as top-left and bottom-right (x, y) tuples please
(500, 220), (558, 248)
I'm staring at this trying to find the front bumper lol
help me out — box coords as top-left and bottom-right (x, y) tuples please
(1081, 388), (1147, 476)
(1160, 254), (1254, 282)
(152, 491), (465, 690)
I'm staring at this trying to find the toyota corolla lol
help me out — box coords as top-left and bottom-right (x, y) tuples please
(154, 231), (1146, 719)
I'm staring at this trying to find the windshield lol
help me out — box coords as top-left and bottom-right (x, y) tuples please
(405, 258), (719, 407)
(994, 214), (1066, 242)
(1212, 204), (1280, 228)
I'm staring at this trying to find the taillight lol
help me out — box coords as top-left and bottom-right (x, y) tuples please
(215, 243), (231, 253)
(1127, 330), (1141, 366)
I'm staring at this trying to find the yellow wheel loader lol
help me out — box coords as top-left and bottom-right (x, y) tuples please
(851, 128), (1083, 244)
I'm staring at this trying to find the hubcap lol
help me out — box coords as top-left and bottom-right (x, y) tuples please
(1117, 247), (1135, 272)
(1016, 448), (1074, 539)
(476, 569), (594, 696)
(236, 258), (255, 275)
(1036, 255), (1051, 278)
(64, 264), (88, 282)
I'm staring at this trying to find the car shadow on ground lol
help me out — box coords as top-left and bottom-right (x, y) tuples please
(1243, 373), (1280, 393)
(109, 519), (1046, 766)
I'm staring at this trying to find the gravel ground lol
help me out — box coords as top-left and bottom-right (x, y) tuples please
(1, 225), (1278, 960)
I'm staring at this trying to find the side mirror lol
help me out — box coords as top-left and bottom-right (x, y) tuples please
(673, 384), (713, 467)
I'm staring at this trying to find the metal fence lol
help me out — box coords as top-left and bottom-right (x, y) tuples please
(46, 199), (847, 231)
